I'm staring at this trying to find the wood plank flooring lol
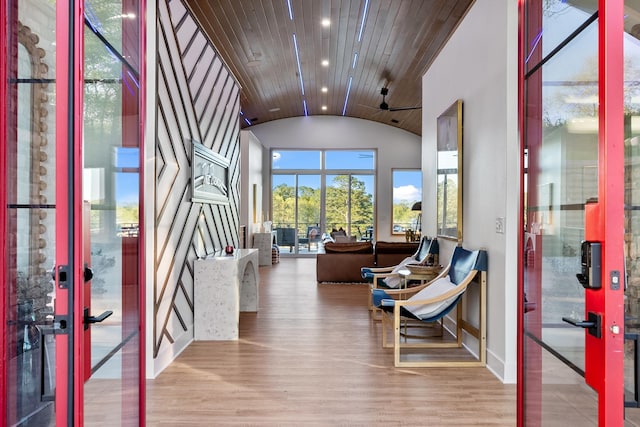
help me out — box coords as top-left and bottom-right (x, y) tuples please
(146, 258), (517, 426)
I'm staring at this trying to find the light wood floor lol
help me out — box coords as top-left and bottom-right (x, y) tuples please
(146, 258), (517, 426)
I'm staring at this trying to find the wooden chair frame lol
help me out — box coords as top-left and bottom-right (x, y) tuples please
(364, 236), (439, 318)
(369, 267), (445, 320)
(378, 250), (487, 368)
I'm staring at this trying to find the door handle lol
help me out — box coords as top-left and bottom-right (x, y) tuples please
(84, 266), (93, 282)
(562, 311), (602, 339)
(83, 308), (113, 330)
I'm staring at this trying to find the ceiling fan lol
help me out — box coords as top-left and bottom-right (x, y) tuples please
(376, 87), (422, 112)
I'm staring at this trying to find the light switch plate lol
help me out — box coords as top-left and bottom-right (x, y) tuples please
(495, 217), (505, 234)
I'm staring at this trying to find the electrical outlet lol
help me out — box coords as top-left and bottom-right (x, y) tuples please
(495, 217), (505, 234)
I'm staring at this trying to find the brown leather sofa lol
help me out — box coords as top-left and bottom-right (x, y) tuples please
(316, 241), (375, 283)
(316, 241), (419, 283)
(374, 241), (420, 267)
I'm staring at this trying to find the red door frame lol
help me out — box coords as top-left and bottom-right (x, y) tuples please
(516, 1), (527, 424)
(2, 0), (146, 424)
(120, 0), (147, 422)
(0, 0), (8, 419)
(592, 1), (625, 423)
(517, 1), (626, 425)
(135, 0), (147, 422)
(139, 1), (147, 420)
(54, 0), (85, 424)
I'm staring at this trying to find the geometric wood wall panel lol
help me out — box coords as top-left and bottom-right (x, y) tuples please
(154, 0), (240, 358)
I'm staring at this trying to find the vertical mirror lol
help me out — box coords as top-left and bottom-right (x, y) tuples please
(436, 99), (463, 241)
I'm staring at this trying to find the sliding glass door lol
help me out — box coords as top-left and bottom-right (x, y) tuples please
(272, 174), (321, 255)
(325, 174), (374, 241)
(271, 150), (375, 255)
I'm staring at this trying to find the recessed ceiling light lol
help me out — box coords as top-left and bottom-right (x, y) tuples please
(321, 87), (328, 93)
(321, 18), (330, 27)
(322, 105), (327, 111)
(321, 59), (329, 67)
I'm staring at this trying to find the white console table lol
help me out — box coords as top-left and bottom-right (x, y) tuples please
(194, 248), (259, 340)
(252, 232), (274, 266)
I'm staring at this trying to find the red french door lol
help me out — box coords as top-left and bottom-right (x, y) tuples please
(80, 0), (145, 424)
(519, 0), (627, 425)
(2, 0), (145, 425)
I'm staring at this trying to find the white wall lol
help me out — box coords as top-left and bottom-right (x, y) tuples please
(148, 0), (242, 378)
(250, 116), (421, 242)
(421, 0), (519, 382)
(240, 130), (264, 247)
(144, 0), (158, 379)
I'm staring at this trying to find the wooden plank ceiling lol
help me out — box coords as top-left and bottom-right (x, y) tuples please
(184, 0), (474, 136)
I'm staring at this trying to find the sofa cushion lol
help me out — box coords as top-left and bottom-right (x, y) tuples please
(375, 241), (420, 255)
(375, 241), (421, 268)
(323, 241), (373, 254)
(316, 252), (376, 282)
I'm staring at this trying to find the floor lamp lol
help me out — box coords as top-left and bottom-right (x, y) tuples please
(411, 201), (421, 240)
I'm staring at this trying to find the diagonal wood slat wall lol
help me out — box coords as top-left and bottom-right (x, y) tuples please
(154, 0), (240, 359)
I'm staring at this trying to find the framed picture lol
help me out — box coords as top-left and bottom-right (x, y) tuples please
(436, 99), (463, 242)
(191, 141), (230, 205)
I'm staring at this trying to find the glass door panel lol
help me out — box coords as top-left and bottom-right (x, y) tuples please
(325, 175), (349, 234)
(522, 5), (600, 424)
(4, 1), (58, 425)
(271, 174), (321, 255)
(524, 0), (597, 74)
(273, 175), (297, 254)
(350, 175), (374, 241)
(83, 1), (141, 424)
(271, 150), (376, 252)
(325, 174), (374, 242)
(296, 175), (321, 254)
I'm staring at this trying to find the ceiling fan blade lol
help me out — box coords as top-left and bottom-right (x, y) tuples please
(388, 106), (422, 112)
(357, 103), (380, 111)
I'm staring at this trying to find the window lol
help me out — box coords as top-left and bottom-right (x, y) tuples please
(271, 149), (375, 254)
(392, 169), (422, 236)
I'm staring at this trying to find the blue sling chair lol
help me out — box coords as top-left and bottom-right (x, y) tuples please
(373, 246), (488, 368)
(361, 236), (439, 319)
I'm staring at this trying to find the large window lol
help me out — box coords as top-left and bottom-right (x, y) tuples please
(391, 169), (422, 238)
(271, 150), (375, 255)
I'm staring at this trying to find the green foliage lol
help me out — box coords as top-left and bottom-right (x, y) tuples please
(437, 177), (458, 229)
(117, 204), (139, 224)
(272, 183), (296, 227)
(393, 202), (415, 230)
(272, 176), (373, 235)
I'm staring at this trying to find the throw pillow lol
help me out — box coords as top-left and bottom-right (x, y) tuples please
(334, 235), (356, 243)
(330, 230), (347, 240)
